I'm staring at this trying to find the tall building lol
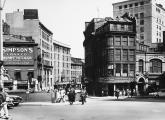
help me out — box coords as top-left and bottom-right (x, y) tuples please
(5, 9), (53, 90)
(83, 15), (136, 96)
(113, 0), (165, 46)
(53, 40), (71, 88)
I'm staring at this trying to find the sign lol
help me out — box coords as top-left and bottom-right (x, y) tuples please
(24, 9), (38, 19)
(3, 47), (34, 65)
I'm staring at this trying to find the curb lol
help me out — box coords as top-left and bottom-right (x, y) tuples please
(20, 102), (69, 106)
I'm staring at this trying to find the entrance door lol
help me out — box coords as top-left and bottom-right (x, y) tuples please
(108, 84), (114, 96)
(138, 78), (145, 95)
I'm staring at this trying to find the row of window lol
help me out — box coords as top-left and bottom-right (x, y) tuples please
(54, 69), (71, 75)
(109, 24), (133, 32)
(97, 64), (135, 77)
(54, 62), (71, 68)
(54, 53), (70, 61)
(71, 71), (82, 76)
(138, 59), (162, 73)
(106, 49), (135, 61)
(106, 36), (135, 46)
(54, 46), (70, 54)
(119, 1), (144, 9)
(96, 24), (134, 34)
(71, 65), (82, 69)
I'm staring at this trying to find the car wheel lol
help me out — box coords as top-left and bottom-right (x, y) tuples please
(156, 95), (159, 98)
(14, 103), (19, 106)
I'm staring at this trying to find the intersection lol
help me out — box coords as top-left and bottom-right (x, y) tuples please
(8, 96), (165, 120)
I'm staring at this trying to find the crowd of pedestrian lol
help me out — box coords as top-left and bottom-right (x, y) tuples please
(115, 88), (135, 99)
(52, 86), (87, 105)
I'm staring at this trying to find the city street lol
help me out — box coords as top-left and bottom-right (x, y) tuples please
(8, 96), (165, 120)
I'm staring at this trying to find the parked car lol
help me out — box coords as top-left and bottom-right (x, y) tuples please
(149, 89), (165, 98)
(6, 96), (14, 109)
(8, 95), (23, 106)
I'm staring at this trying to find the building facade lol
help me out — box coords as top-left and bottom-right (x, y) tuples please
(53, 40), (71, 88)
(113, 0), (165, 46)
(71, 57), (83, 88)
(3, 34), (38, 90)
(5, 9), (53, 90)
(84, 15), (136, 96)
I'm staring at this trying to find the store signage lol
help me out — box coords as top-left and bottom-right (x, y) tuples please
(3, 47), (34, 65)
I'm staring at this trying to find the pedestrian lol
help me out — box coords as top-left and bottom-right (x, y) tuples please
(80, 87), (87, 105)
(0, 87), (9, 119)
(68, 87), (75, 105)
(115, 89), (120, 99)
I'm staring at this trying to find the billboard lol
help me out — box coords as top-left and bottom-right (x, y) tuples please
(3, 47), (34, 65)
(24, 9), (38, 19)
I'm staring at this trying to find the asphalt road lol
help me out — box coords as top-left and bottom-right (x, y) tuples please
(8, 96), (165, 120)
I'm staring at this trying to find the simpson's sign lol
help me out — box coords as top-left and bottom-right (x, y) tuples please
(3, 47), (34, 65)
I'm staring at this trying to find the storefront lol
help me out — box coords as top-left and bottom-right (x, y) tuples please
(3, 35), (38, 90)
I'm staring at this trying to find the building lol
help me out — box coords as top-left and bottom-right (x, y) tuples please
(113, 0), (165, 95)
(83, 15), (136, 96)
(71, 57), (83, 88)
(5, 9), (53, 90)
(113, 0), (165, 46)
(3, 34), (38, 90)
(53, 40), (71, 88)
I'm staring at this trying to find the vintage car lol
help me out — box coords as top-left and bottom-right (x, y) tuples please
(8, 94), (23, 106)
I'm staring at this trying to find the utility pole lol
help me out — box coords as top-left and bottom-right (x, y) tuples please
(0, 0), (3, 88)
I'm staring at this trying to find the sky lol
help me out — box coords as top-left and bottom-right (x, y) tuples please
(2, 0), (165, 59)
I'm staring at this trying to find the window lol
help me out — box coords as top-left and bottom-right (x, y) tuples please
(140, 34), (144, 40)
(135, 14), (138, 19)
(115, 36), (121, 46)
(129, 37), (135, 46)
(107, 49), (114, 61)
(115, 49), (121, 61)
(129, 64), (135, 76)
(135, 3), (138, 6)
(121, 25), (125, 31)
(140, 13), (144, 18)
(129, 4), (133, 7)
(119, 6), (122, 9)
(124, 5), (127, 8)
(107, 37), (113, 46)
(159, 26), (161, 30)
(140, 20), (144, 25)
(129, 50), (135, 61)
(128, 25), (133, 31)
(114, 24), (117, 31)
(123, 49), (128, 61)
(140, 27), (144, 32)
(140, 2), (144, 5)
(116, 64), (121, 76)
(139, 60), (144, 73)
(123, 64), (128, 76)
(14, 71), (21, 81)
(150, 59), (162, 73)
(122, 37), (128, 46)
